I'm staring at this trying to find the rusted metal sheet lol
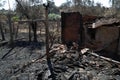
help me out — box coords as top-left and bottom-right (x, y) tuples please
(61, 12), (84, 47)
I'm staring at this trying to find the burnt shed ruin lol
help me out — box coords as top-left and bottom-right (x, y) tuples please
(85, 18), (120, 59)
(61, 12), (84, 49)
(61, 12), (120, 59)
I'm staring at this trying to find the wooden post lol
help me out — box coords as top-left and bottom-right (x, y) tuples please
(45, 5), (49, 57)
(43, 2), (56, 80)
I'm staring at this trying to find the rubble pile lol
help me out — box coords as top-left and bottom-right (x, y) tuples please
(0, 43), (120, 80)
(47, 45), (120, 80)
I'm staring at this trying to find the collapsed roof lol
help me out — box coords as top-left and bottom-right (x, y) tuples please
(92, 18), (120, 28)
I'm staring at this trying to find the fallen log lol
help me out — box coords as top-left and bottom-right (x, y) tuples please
(86, 50), (120, 65)
(0, 41), (8, 47)
(1, 47), (15, 59)
(1, 38), (28, 59)
(0, 38), (26, 47)
(81, 48), (120, 65)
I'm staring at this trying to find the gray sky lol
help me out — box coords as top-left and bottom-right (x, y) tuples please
(55, 0), (111, 7)
(1, 0), (111, 10)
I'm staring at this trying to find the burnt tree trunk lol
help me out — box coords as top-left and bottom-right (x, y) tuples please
(29, 22), (38, 42)
(28, 23), (32, 42)
(8, 13), (14, 45)
(31, 21), (37, 42)
(15, 0), (38, 42)
(15, 23), (19, 39)
(0, 22), (5, 41)
(117, 27), (120, 56)
(44, 3), (56, 80)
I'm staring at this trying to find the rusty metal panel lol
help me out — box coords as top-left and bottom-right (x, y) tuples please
(61, 12), (83, 46)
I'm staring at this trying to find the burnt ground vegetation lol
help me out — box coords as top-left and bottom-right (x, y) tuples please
(0, 32), (120, 80)
(0, 14), (120, 80)
(1, 0), (120, 79)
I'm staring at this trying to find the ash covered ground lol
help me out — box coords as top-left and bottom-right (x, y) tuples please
(0, 39), (120, 80)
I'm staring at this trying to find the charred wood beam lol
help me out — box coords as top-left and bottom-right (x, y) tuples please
(18, 19), (60, 23)
(84, 50), (120, 65)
